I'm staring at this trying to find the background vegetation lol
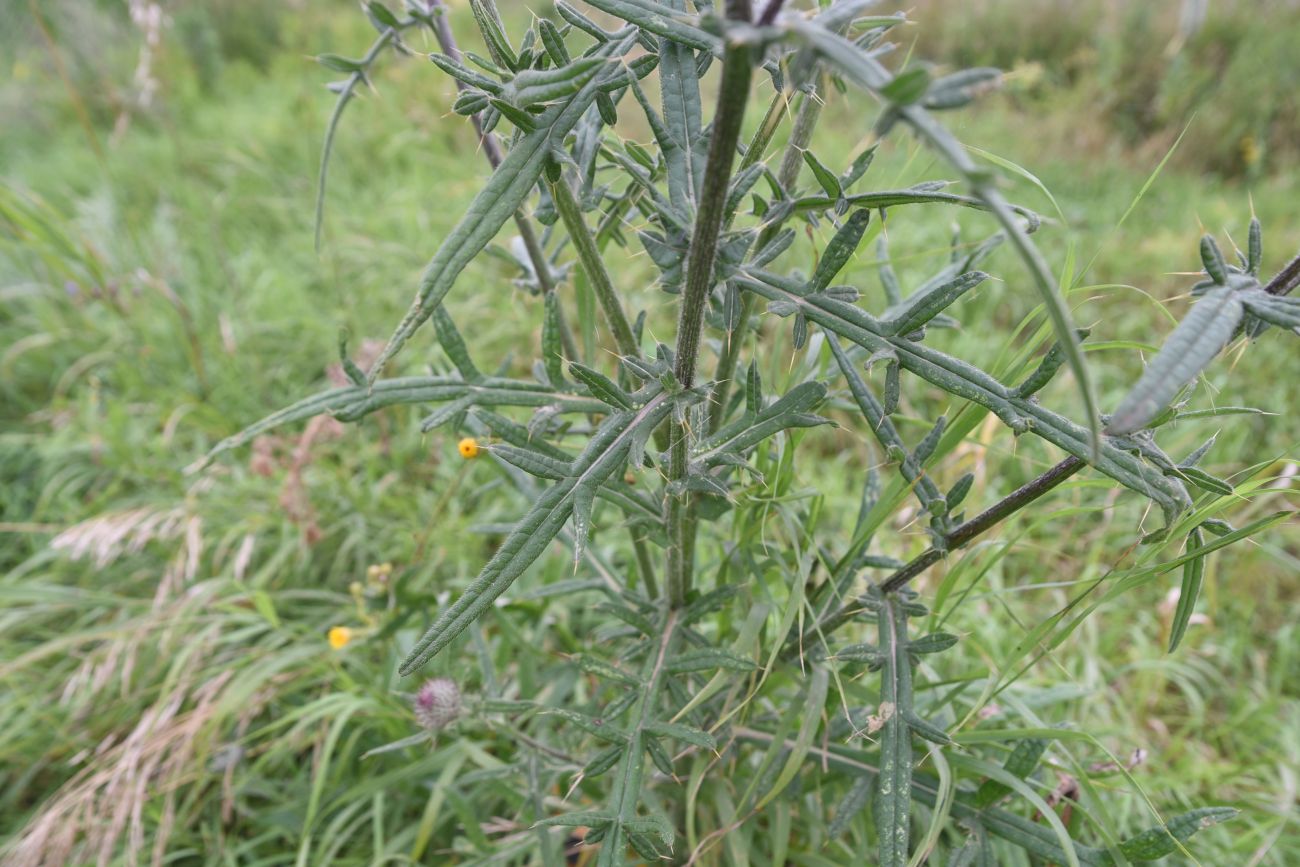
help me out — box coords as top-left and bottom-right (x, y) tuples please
(2, 0), (1297, 863)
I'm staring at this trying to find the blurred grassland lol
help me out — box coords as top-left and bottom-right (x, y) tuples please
(1, 1), (1297, 864)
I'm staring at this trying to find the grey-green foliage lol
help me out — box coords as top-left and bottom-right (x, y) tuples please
(199, 0), (1298, 863)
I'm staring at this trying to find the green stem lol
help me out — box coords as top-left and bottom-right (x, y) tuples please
(667, 1), (755, 608)
(633, 533), (659, 599)
(549, 176), (641, 361)
(596, 611), (680, 866)
(708, 85), (827, 432)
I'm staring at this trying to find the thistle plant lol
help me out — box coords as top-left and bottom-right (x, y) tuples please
(199, 0), (1299, 862)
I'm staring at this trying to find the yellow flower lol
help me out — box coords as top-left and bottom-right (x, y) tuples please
(328, 626), (354, 650)
(458, 437), (481, 459)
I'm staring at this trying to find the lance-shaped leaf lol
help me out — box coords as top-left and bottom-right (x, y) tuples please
(1168, 527), (1205, 653)
(803, 149), (843, 199)
(568, 361), (635, 408)
(810, 208), (871, 291)
(468, 0), (516, 69)
(791, 189), (1040, 232)
(657, 0), (704, 212)
(665, 647), (757, 673)
(1247, 217), (1263, 274)
(697, 380), (832, 463)
(775, 731), (1234, 866)
(583, 0), (719, 52)
(746, 271), (1191, 522)
(973, 738), (1048, 808)
(882, 271), (989, 336)
(1015, 329), (1090, 398)
(557, 1), (614, 41)
(428, 52), (504, 93)
(1240, 289), (1300, 333)
(538, 18), (570, 65)
(1199, 235), (1228, 285)
(828, 336), (948, 523)
(874, 593), (915, 867)
(432, 305), (482, 382)
(924, 67), (1002, 110)
(1108, 286), (1244, 435)
(196, 376), (605, 467)
(369, 33), (636, 383)
(502, 56), (607, 108)
(534, 810), (616, 829)
(643, 720), (716, 750)
(829, 775), (874, 840)
(1111, 807), (1238, 863)
(399, 392), (673, 674)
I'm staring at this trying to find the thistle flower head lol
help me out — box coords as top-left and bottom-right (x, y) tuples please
(413, 677), (461, 731)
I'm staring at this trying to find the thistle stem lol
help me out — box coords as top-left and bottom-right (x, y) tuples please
(709, 85), (828, 432)
(666, 1), (755, 608)
(549, 176), (642, 361)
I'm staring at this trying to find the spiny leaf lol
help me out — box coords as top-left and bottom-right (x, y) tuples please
(924, 67), (1002, 110)
(973, 738), (1048, 808)
(802, 149), (843, 199)
(665, 647), (757, 673)
(1111, 808), (1238, 863)
(1109, 286), (1244, 435)
(875, 594), (914, 867)
(369, 33), (635, 383)
(568, 361), (634, 409)
(643, 720), (716, 750)
(810, 208), (871, 291)
(1199, 235), (1228, 285)
(1168, 527), (1205, 653)
(399, 394), (672, 674)
(883, 271), (989, 336)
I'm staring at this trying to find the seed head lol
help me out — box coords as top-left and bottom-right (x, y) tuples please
(413, 677), (461, 731)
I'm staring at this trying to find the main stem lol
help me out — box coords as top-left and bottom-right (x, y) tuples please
(666, 1), (754, 607)
(708, 84), (828, 432)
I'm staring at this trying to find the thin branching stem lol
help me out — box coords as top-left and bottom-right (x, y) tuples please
(1263, 249), (1300, 297)
(427, 0), (579, 361)
(788, 455), (1085, 655)
(667, 0), (755, 607)
(549, 176), (641, 360)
